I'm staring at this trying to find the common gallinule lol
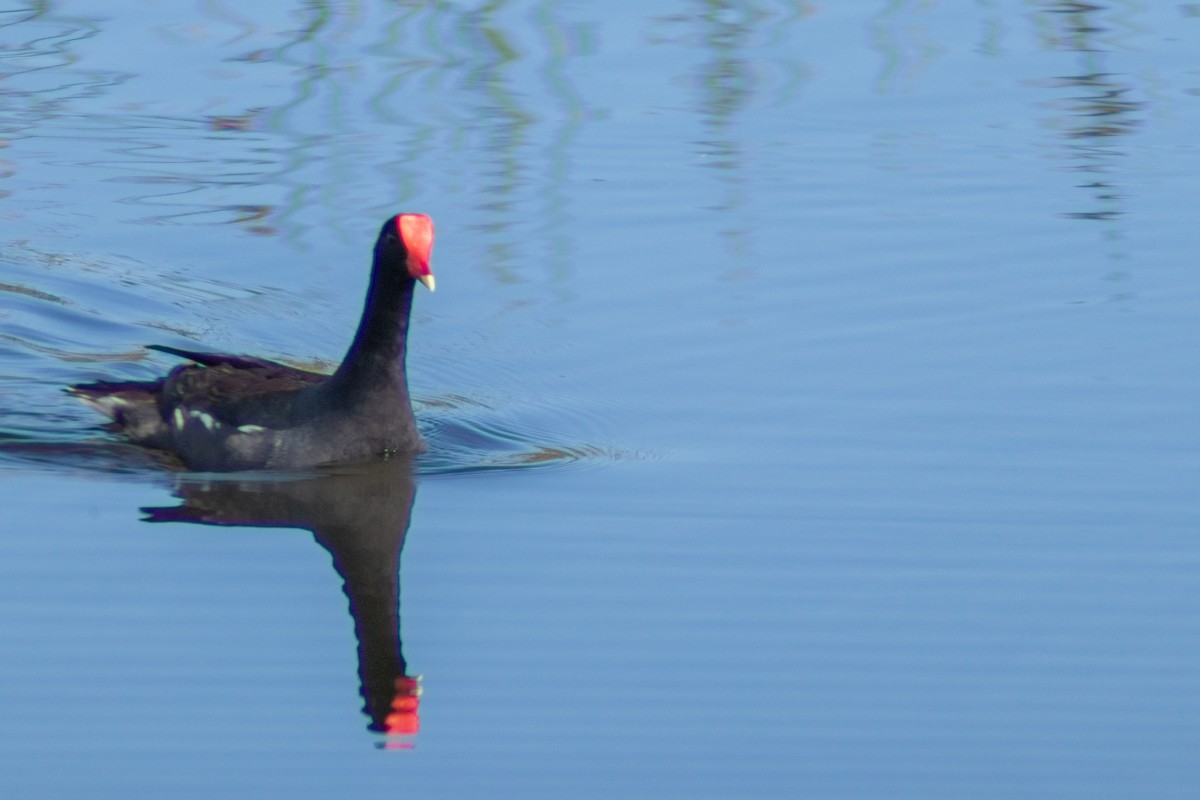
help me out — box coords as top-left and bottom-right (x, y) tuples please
(69, 213), (436, 471)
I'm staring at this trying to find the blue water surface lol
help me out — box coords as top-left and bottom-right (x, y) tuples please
(2, 1), (1200, 798)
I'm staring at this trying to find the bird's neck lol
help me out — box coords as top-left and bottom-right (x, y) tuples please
(329, 260), (416, 401)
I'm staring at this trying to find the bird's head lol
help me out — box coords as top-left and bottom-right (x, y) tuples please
(377, 213), (435, 292)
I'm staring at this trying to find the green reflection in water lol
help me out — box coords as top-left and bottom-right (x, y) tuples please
(870, 0), (946, 95)
(1034, 1), (1144, 291)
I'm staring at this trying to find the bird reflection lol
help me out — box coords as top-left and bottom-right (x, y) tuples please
(141, 459), (423, 747)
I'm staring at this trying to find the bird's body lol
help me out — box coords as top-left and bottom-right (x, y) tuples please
(69, 213), (436, 471)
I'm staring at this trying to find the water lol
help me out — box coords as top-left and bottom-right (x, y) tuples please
(3, 1), (1200, 797)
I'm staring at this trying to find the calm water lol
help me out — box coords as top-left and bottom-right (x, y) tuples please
(3, 1), (1200, 797)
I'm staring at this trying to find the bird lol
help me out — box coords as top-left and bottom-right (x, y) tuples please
(68, 213), (436, 472)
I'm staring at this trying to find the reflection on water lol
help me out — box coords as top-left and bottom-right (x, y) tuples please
(2, 1), (1200, 795)
(0, 397), (620, 752)
(692, 2), (755, 270)
(0, 385), (619, 476)
(1033, 1), (1146, 305)
(0, 0), (600, 247)
(1037, 1), (1143, 225)
(869, 1), (944, 94)
(143, 460), (424, 746)
(646, 1), (813, 293)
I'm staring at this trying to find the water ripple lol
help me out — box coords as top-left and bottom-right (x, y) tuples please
(0, 390), (631, 479)
(0, 241), (633, 480)
(416, 392), (628, 477)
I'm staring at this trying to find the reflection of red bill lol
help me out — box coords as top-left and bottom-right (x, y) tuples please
(380, 738), (416, 751)
(383, 675), (422, 743)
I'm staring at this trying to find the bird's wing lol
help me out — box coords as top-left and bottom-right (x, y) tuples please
(161, 360), (327, 429)
(147, 343), (318, 374)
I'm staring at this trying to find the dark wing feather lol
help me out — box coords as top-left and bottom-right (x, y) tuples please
(71, 346), (336, 457)
(161, 360), (328, 428)
(150, 344), (332, 428)
(147, 343), (307, 373)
